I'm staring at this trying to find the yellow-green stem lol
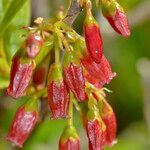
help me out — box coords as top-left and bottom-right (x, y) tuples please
(68, 92), (74, 126)
(86, 0), (92, 17)
(54, 34), (60, 65)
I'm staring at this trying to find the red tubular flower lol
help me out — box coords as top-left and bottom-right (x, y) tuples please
(84, 94), (106, 150)
(25, 34), (43, 58)
(6, 55), (34, 99)
(47, 64), (70, 119)
(82, 55), (116, 88)
(102, 1), (131, 38)
(63, 51), (86, 101)
(6, 99), (38, 148)
(101, 100), (117, 146)
(59, 126), (80, 150)
(84, 14), (103, 63)
(86, 119), (106, 150)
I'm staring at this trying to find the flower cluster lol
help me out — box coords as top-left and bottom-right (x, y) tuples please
(6, 0), (130, 149)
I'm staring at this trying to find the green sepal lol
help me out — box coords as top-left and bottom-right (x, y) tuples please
(87, 94), (99, 120)
(95, 91), (113, 115)
(87, 93), (106, 131)
(97, 99), (103, 115)
(87, 109), (106, 132)
(24, 97), (38, 112)
(102, 0), (117, 16)
(48, 64), (63, 83)
(84, 12), (98, 26)
(72, 37), (87, 58)
(66, 31), (80, 42)
(87, 109), (99, 121)
(102, 1), (124, 16)
(63, 50), (80, 68)
(60, 125), (79, 143)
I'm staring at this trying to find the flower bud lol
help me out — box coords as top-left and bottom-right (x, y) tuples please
(6, 99), (38, 147)
(25, 34), (43, 58)
(84, 14), (103, 63)
(82, 55), (116, 88)
(63, 51), (86, 101)
(59, 125), (80, 150)
(102, 1), (131, 38)
(6, 55), (34, 99)
(47, 64), (70, 119)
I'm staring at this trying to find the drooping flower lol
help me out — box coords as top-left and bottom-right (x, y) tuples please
(47, 64), (70, 119)
(63, 51), (86, 101)
(84, 7), (103, 63)
(6, 55), (34, 99)
(93, 91), (117, 146)
(86, 119), (106, 150)
(6, 99), (38, 148)
(83, 94), (106, 150)
(102, 1), (131, 38)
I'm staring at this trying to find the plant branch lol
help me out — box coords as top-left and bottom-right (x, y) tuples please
(65, 0), (82, 26)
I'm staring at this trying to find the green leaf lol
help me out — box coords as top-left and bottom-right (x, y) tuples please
(2, 0), (30, 64)
(0, 0), (29, 35)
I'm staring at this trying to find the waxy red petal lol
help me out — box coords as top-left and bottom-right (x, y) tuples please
(64, 63), (86, 101)
(102, 112), (117, 146)
(6, 56), (33, 99)
(6, 107), (38, 147)
(82, 55), (116, 88)
(47, 81), (70, 119)
(86, 119), (105, 150)
(84, 24), (103, 63)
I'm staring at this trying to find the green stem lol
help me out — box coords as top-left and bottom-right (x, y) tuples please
(65, 0), (81, 26)
(54, 32), (60, 65)
(85, 0), (92, 17)
(72, 98), (81, 112)
(35, 39), (53, 66)
(68, 92), (74, 126)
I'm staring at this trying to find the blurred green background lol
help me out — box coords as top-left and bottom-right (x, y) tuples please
(0, 0), (150, 149)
